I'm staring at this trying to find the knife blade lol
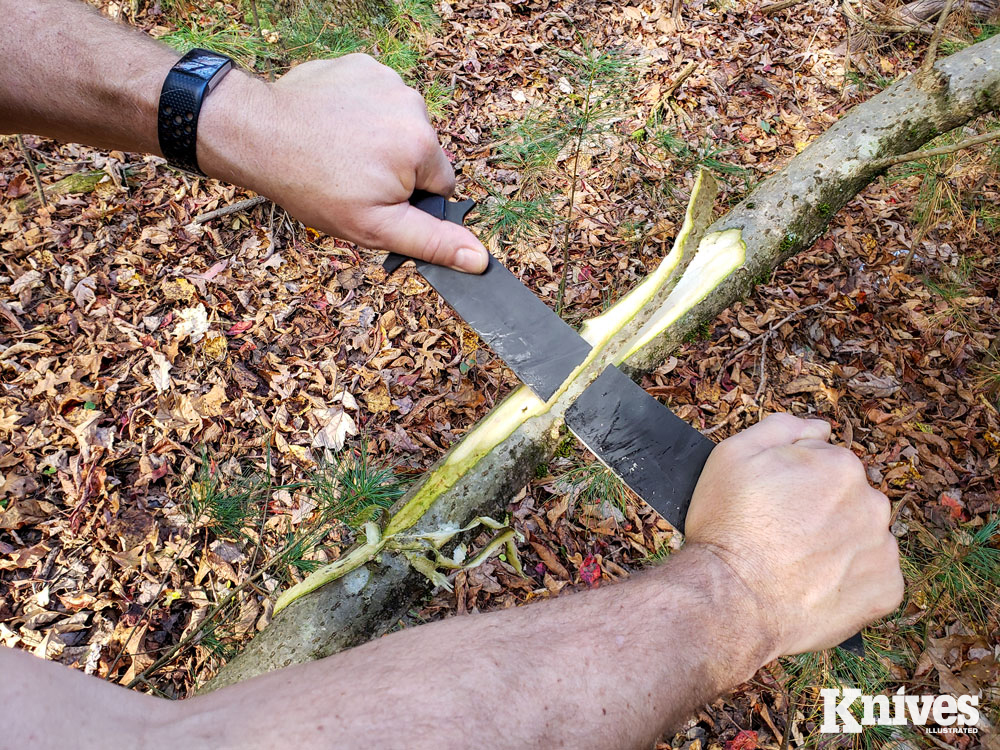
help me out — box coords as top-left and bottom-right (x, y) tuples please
(388, 192), (864, 656)
(385, 191), (591, 402)
(564, 366), (864, 655)
(564, 364), (714, 533)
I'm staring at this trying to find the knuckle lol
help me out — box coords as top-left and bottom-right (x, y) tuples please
(346, 52), (376, 65)
(413, 125), (439, 155)
(831, 445), (864, 473)
(869, 489), (891, 522)
(765, 412), (799, 428)
(708, 436), (740, 462)
(404, 85), (426, 104)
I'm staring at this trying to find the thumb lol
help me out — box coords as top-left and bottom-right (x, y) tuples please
(374, 202), (489, 274)
(730, 413), (832, 452)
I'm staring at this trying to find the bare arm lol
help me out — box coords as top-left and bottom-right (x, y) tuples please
(0, 415), (903, 749)
(0, 0), (489, 272)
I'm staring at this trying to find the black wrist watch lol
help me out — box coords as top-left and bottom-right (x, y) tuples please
(157, 48), (234, 176)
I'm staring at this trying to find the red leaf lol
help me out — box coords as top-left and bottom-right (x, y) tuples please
(725, 730), (758, 750)
(939, 492), (966, 520)
(579, 554), (601, 587)
(226, 320), (254, 335)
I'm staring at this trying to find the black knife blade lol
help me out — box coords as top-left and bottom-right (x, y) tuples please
(564, 365), (714, 533)
(385, 192), (591, 402)
(565, 365), (864, 656)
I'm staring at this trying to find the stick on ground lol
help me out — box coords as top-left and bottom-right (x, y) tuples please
(190, 195), (268, 225)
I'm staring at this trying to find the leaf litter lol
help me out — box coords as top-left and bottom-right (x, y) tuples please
(0, 0), (997, 746)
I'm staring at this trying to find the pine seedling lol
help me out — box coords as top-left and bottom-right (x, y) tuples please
(922, 257), (980, 334)
(474, 191), (556, 244)
(973, 347), (1000, 399)
(902, 516), (1000, 631)
(494, 114), (576, 175)
(561, 461), (632, 515)
(162, 20), (271, 71)
(310, 440), (407, 529)
(778, 648), (918, 750)
(188, 455), (271, 539)
(421, 77), (452, 120)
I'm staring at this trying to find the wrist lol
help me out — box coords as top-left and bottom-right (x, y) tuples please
(195, 68), (275, 190)
(673, 542), (784, 671)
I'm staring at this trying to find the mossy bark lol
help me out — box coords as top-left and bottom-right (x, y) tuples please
(203, 35), (1000, 692)
(10, 168), (135, 211)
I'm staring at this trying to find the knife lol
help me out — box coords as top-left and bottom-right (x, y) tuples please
(385, 191), (592, 402)
(386, 192), (864, 655)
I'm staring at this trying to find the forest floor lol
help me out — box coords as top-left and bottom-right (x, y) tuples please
(0, 0), (998, 748)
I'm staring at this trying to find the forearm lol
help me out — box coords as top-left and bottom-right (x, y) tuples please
(0, 646), (170, 748)
(0, 0), (175, 153)
(172, 545), (776, 750)
(0, 0), (266, 185)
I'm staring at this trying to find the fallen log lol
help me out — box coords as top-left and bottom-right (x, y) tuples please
(203, 35), (1000, 691)
(897, 0), (999, 23)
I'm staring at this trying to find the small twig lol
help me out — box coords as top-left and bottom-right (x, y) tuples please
(283, 21), (331, 53)
(755, 331), (772, 415)
(915, 725), (959, 750)
(16, 135), (47, 208)
(556, 62), (597, 316)
(190, 195), (268, 225)
(662, 61), (697, 100)
(246, 0), (275, 83)
(840, 0), (945, 36)
(107, 533), (195, 677)
(918, 0), (957, 79)
(762, 0), (807, 15)
(873, 129), (1000, 169)
(701, 405), (747, 437)
(124, 543), (272, 689)
(721, 296), (835, 372)
(667, 98), (694, 130)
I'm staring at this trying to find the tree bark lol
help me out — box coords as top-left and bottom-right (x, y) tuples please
(203, 34), (1000, 692)
(897, 0), (999, 24)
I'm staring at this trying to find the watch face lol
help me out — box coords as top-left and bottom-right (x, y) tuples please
(175, 50), (232, 81)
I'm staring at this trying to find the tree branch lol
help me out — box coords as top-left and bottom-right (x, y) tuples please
(761, 0), (808, 15)
(16, 135), (47, 208)
(873, 129), (1000, 168)
(918, 0), (957, 79)
(202, 34), (1000, 692)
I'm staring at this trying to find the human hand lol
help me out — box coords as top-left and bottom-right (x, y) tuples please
(684, 413), (903, 659)
(199, 54), (489, 273)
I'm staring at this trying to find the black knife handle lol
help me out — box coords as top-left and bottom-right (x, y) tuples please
(384, 192), (477, 274)
(838, 631), (864, 655)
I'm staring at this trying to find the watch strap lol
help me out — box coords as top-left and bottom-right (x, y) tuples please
(157, 48), (234, 175)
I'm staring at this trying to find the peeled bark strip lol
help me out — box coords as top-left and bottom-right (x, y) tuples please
(204, 36), (1000, 691)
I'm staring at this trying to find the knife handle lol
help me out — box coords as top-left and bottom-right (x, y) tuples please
(384, 191), (477, 274)
(838, 631), (864, 655)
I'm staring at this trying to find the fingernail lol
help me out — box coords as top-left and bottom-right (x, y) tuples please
(453, 247), (488, 274)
